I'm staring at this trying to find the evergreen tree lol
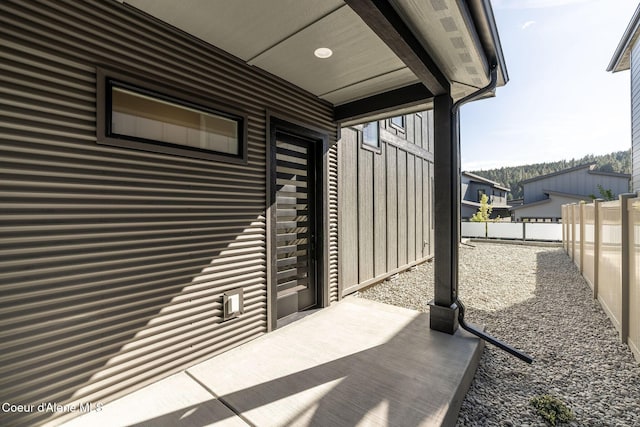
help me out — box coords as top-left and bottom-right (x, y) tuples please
(469, 149), (631, 200)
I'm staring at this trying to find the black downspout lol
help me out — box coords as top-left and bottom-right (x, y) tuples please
(453, 64), (534, 364)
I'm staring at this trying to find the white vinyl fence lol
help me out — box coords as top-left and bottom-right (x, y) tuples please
(462, 222), (487, 238)
(461, 221), (562, 242)
(562, 196), (640, 364)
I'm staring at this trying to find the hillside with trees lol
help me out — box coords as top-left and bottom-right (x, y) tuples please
(469, 150), (631, 200)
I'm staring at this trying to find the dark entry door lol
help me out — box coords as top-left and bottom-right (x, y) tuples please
(273, 131), (317, 319)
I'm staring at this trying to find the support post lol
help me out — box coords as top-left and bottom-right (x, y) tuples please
(430, 93), (459, 334)
(579, 201), (585, 275)
(571, 204), (576, 262)
(593, 199), (602, 300)
(621, 193), (634, 344)
(562, 205), (566, 252)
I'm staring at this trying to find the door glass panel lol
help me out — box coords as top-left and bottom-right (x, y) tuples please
(274, 134), (316, 318)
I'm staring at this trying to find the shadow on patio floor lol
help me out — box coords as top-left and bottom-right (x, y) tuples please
(63, 298), (483, 427)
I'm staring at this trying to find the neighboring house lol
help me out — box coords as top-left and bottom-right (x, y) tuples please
(0, 1), (507, 425)
(511, 164), (630, 222)
(509, 198), (524, 208)
(461, 172), (510, 219)
(608, 3), (640, 191)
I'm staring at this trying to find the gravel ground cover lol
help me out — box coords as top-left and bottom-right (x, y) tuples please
(358, 242), (640, 426)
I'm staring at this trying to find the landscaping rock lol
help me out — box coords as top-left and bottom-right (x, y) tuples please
(359, 242), (640, 426)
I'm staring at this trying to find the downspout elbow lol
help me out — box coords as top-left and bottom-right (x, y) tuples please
(452, 63), (498, 115)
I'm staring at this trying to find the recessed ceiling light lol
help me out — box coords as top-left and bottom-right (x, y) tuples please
(314, 47), (333, 59)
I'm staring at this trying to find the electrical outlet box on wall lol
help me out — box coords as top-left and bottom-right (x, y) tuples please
(223, 288), (244, 320)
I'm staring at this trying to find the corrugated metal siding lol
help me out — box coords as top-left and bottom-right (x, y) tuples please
(0, 1), (336, 426)
(632, 40), (640, 192)
(328, 144), (339, 303)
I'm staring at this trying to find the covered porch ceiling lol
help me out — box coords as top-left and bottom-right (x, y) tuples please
(118, 0), (507, 125)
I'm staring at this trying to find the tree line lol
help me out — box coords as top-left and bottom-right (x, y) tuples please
(469, 149), (631, 200)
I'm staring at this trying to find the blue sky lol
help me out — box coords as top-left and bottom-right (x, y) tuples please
(460, 0), (639, 171)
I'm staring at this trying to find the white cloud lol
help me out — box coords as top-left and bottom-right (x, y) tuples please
(521, 20), (536, 29)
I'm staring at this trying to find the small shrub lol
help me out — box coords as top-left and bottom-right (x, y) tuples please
(530, 394), (575, 426)
(470, 193), (492, 222)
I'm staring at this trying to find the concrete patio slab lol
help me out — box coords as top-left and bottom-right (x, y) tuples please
(189, 297), (483, 427)
(59, 372), (248, 427)
(61, 297), (482, 427)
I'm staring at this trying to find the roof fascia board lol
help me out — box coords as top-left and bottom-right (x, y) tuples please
(462, 171), (509, 191)
(510, 199), (551, 210)
(462, 171), (495, 184)
(345, 0), (449, 95)
(542, 189), (594, 199)
(334, 82), (433, 123)
(468, 180), (510, 192)
(587, 170), (632, 179)
(608, 3), (640, 72)
(519, 163), (595, 185)
(462, 200), (510, 208)
(513, 192), (591, 210)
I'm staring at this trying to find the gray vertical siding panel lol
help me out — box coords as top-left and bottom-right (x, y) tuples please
(407, 154), (416, 262)
(0, 1), (336, 426)
(425, 160), (434, 256)
(397, 150), (408, 266)
(415, 113), (424, 149)
(429, 160), (435, 254)
(416, 159), (424, 258)
(386, 145), (399, 271)
(336, 119), (433, 296)
(357, 148), (374, 282)
(406, 114), (415, 143)
(337, 129), (359, 293)
(374, 143), (387, 277)
(425, 111), (433, 152)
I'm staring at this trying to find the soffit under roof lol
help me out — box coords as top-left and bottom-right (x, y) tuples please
(608, 3), (640, 72)
(120, 0), (502, 117)
(389, 0), (489, 88)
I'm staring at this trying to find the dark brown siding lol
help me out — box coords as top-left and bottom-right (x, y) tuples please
(0, 1), (337, 425)
(338, 114), (434, 295)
